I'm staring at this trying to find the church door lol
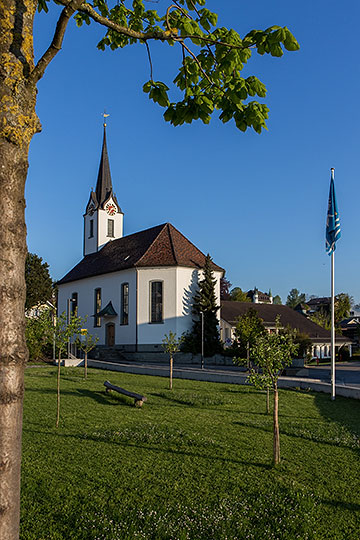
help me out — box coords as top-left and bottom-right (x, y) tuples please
(106, 323), (115, 347)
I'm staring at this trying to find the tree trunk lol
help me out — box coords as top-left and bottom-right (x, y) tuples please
(84, 351), (88, 379)
(266, 386), (270, 414)
(246, 341), (250, 370)
(273, 381), (280, 465)
(56, 352), (61, 428)
(169, 355), (173, 390)
(0, 3), (39, 536)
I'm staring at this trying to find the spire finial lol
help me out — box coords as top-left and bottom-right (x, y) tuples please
(102, 110), (110, 127)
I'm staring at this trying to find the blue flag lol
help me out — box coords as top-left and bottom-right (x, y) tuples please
(326, 170), (341, 254)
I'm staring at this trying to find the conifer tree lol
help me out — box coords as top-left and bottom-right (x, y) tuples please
(183, 254), (222, 357)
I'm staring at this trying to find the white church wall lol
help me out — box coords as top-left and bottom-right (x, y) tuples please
(83, 213), (98, 256)
(58, 265), (223, 350)
(176, 267), (199, 337)
(97, 201), (123, 251)
(58, 269), (136, 346)
(137, 267), (178, 347)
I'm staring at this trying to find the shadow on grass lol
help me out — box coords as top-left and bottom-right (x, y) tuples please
(76, 388), (131, 407)
(322, 498), (360, 512)
(151, 392), (225, 409)
(25, 387), (133, 407)
(36, 428), (272, 470)
(233, 419), (359, 451)
(314, 392), (360, 456)
(150, 392), (190, 406)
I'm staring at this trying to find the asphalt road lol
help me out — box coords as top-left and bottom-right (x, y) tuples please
(301, 362), (360, 388)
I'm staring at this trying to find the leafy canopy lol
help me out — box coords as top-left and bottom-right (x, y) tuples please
(25, 252), (53, 310)
(286, 288), (306, 309)
(76, 327), (99, 354)
(38, 0), (299, 134)
(230, 287), (251, 302)
(248, 319), (298, 389)
(162, 331), (183, 356)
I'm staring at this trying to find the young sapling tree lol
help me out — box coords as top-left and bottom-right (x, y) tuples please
(248, 319), (298, 465)
(162, 332), (183, 390)
(54, 312), (82, 428)
(76, 328), (99, 379)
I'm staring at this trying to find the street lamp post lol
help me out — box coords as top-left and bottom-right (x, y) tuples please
(200, 311), (204, 370)
(67, 298), (75, 358)
(46, 300), (56, 361)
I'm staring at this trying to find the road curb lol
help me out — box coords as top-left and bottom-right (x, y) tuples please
(88, 360), (360, 400)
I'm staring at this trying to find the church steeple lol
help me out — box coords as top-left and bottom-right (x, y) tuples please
(95, 126), (114, 208)
(83, 121), (124, 256)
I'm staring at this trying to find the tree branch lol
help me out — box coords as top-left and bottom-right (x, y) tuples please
(145, 41), (153, 82)
(29, 0), (256, 86)
(52, 0), (254, 49)
(181, 43), (188, 92)
(180, 40), (214, 87)
(28, 0), (84, 85)
(166, 3), (190, 32)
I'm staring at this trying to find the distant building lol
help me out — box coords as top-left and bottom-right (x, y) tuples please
(220, 301), (350, 359)
(246, 288), (273, 304)
(340, 316), (360, 349)
(306, 297), (331, 314)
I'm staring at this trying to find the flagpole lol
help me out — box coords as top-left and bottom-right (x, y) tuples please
(330, 167), (336, 400)
(331, 248), (335, 400)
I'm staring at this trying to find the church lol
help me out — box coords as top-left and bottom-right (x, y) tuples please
(57, 125), (224, 352)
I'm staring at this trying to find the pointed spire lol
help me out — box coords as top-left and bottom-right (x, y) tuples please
(95, 125), (114, 207)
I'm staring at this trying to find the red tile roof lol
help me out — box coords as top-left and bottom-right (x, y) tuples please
(58, 223), (224, 285)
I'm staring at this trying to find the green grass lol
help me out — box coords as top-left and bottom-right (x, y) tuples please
(21, 367), (360, 539)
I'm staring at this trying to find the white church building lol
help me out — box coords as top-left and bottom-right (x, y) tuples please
(57, 126), (224, 352)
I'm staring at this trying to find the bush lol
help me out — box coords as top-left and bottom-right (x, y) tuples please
(25, 310), (53, 361)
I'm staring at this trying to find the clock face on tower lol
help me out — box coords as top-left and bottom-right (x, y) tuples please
(105, 203), (116, 216)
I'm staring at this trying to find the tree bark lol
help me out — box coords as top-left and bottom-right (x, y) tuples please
(273, 382), (280, 465)
(169, 355), (173, 390)
(0, 2), (39, 537)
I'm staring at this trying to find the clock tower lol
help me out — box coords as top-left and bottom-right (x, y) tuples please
(83, 124), (124, 256)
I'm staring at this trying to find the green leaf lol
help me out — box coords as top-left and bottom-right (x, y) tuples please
(37, 0), (49, 13)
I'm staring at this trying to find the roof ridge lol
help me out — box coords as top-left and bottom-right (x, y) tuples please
(167, 223), (178, 266)
(136, 223), (168, 266)
(106, 223), (165, 248)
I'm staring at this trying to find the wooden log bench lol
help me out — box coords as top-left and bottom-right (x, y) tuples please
(104, 380), (147, 407)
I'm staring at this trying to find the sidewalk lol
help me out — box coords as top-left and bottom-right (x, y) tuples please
(88, 359), (360, 400)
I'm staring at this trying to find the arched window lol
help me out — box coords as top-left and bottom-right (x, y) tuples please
(150, 281), (163, 324)
(121, 283), (129, 325)
(71, 292), (78, 316)
(94, 288), (101, 327)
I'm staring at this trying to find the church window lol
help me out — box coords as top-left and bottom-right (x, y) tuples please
(71, 293), (78, 316)
(150, 281), (163, 324)
(89, 220), (94, 238)
(94, 288), (101, 327)
(107, 219), (114, 238)
(121, 283), (129, 325)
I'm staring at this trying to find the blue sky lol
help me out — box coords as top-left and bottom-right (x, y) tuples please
(26, 0), (360, 305)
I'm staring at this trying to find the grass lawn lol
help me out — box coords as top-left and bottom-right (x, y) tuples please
(21, 367), (360, 539)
